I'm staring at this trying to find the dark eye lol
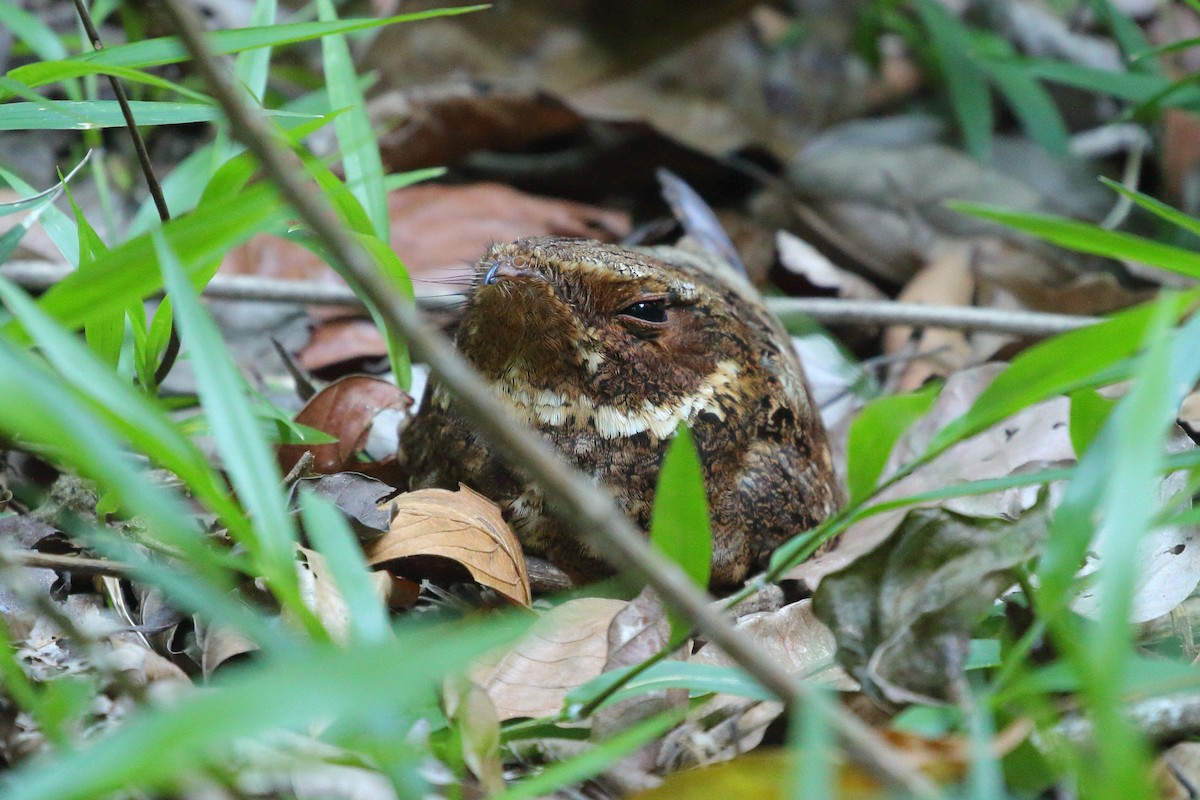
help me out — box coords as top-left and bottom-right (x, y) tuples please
(619, 298), (668, 324)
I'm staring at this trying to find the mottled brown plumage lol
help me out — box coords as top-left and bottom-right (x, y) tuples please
(401, 237), (842, 588)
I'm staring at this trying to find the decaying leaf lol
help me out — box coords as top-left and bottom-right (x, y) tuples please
(368, 486), (531, 607)
(291, 473), (395, 534)
(593, 589), (686, 794)
(276, 375), (412, 477)
(471, 597), (627, 720)
(444, 677), (505, 795)
(295, 547), (392, 644)
(661, 600), (853, 769)
(813, 502), (1050, 707)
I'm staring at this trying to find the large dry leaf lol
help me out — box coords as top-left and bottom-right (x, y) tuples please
(813, 502), (1050, 707)
(791, 364), (1075, 589)
(471, 597), (627, 720)
(368, 486), (531, 607)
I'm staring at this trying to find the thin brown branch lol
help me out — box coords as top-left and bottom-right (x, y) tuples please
(155, 5), (942, 793)
(2, 261), (1098, 338)
(70, 0), (180, 386)
(9, 550), (134, 579)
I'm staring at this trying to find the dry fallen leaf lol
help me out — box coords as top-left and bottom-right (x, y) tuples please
(883, 242), (975, 392)
(368, 485), (531, 607)
(276, 375), (412, 477)
(471, 597), (627, 720)
(661, 600), (853, 769)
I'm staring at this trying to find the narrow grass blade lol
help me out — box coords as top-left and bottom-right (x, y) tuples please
(298, 490), (390, 644)
(11, 181), (286, 336)
(1100, 177), (1200, 238)
(316, 0), (389, 242)
(0, 100), (313, 131)
(154, 230), (309, 626)
(915, 0), (993, 158)
(846, 383), (940, 504)
(0, 616), (526, 800)
(948, 201), (1200, 278)
(651, 424), (713, 593)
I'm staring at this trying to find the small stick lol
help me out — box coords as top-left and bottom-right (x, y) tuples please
(2, 260), (1099, 338)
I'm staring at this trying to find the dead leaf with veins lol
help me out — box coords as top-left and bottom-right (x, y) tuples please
(368, 486), (531, 607)
(471, 597), (627, 720)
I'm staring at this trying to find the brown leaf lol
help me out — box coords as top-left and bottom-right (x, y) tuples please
(295, 547), (391, 643)
(368, 486), (531, 607)
(884, 242), (975, 392)
(297, 318), (390, 374)
(471, 597), (627, 720)
(276, 375), (412, 476)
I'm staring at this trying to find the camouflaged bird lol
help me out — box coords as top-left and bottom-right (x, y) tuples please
(400, 237), (842, 588)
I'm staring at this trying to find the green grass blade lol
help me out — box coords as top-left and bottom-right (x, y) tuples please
(914, 0), (993, 158)
(8, 8), (488, 85)
(494, 705), (689, 800)
(651, 424), (713, 596)
(0, 279), (253, 550)
(846, 383), (940, 505)
(0, 617), (526, 800)
(316, 0), (389, 242)
(0, 63), (213, 104)
(948, 201), (1200, 278)
(1099, 177), (1200, 238)
(978, 56), (1070, 154)
(298, 490), (390, 644)
(0, 3), (68, 60)
(924, 292), (1195, 458)
(9, 181), (286, 336)
(0, 166), (79, 265)
(153, 230), (309, 626)
(0, 100), (313, 131)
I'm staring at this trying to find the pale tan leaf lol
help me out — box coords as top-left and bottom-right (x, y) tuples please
(471, 597), (627, 720)
(368, 486), (531, 607)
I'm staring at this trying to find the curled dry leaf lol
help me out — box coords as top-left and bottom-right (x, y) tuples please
(276, 375), (412, 478)
(367, 485), (531, 608)
(471, 597), (627, 720)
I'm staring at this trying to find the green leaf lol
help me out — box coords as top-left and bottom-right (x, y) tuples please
(0, 617), (526, 800)
(1100, 177), (1200, 238)
(10, 181), (286, 336)
(0, 100), (313, 131)
(65, 187), (123, 368)
(353, 232), (413, 390)
(948, 201), (1200, 279)
(316, 0), (389, 242)
(846, 383), (940, 505)
(976, 54), (1070, 155)
(0, 63), (213, 104)
(0, 2), (68, 61)
(7, 8), (488, 83)
(155, 230), (311, 627)
(1069, 388), (1117, 457)
(650, 424), (713, 594)
(299, 491), (390, 644)
(494, 705), (689, 800)
(566, 661), (772, 713)
(924, 292), (1195, 458)
(914, 0), (993, 158)
(1018, 58), (1196, 106)
(0, 167), (79, 266)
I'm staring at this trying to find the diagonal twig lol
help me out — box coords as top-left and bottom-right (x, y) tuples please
(153, 3), (942, 795)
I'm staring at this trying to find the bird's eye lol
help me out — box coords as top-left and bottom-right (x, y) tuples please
(619, 298), (668, 324)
